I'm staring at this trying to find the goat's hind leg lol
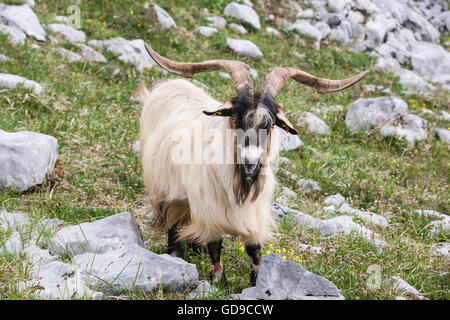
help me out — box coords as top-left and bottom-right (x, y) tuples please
(207, 238), (226, 285)
(245, 242), (261, 286)
(167, 225), (184, 259)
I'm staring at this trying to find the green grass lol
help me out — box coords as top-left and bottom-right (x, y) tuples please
(0, 0), (449, 300)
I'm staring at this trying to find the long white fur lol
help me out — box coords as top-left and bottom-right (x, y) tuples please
(138, 79), (280, 245)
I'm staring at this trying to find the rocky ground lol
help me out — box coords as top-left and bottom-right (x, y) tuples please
(0, 0), (448, 300)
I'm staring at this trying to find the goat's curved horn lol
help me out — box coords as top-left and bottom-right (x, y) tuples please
(261, 67), (369, 101)
(144, 43), (254, 98)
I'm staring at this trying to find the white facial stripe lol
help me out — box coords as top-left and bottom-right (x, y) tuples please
(240, 145), (263, 164)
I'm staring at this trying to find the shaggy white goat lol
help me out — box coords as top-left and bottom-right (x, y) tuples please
(138, 44), (368, 284)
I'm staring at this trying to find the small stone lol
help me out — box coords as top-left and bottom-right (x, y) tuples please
(206, 16), (226, 29)
(278, 128), (303, 151)
(297, 178), (321, 193)
(47, 24), (86, 43)
(226, 38), (263, 60)
(228, 23), (247, 34)
(2, 231), (23, 258)
(0, 129), (58, 192)
(390, 276), (424, 300)
(434, 128), (450, 144)
(224, 2), (261, 30)
(196, 26), (217, 37)
(0, 73), (43, 94)
(149, 3), (176, 30)
(296, 112), (331, 135)
(255, 254), (344, 300)
(52, 47), (83, 62)
(266, 27), (280, 36)
(0, 24), (26, 45)
(0, 4), (46, 41)
(324, 194), (346, 208)
(77, 44), (107, 63)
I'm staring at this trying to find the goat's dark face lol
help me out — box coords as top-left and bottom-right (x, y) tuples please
(204, 94), (298, 205)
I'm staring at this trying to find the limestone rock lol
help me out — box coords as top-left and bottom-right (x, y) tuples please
(0, 73), (43, 94)
(0, 129), (58, 192)
(224, 2), (261, 30)
(255, 254), (344, 300)
(47, 24), (86, 43)
(0, 4), (46, 41)
(226, 38), (263, 60)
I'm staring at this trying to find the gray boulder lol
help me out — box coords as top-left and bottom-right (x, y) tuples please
(0, 24), (26, 45)
(188, 280), (219, 299)
(47, 24), (86, 43)
(410, 41), (450, 90)
(434, 128), (450, 144)
(390, 276), (424, 300)
(345, 96), (409, 133)
(297, 178), (322, 193)
(380, 114), (428, 145)
(355, 211), (389, 228)
(394, 68), (435, 93)
(226, 38), (263, 60)
(1, 231), (23, 258)
(149, 3), (176, 30)
(77, 44), (107, 63)
(324, 194), (346, 208)
(47, 211), (144, 257)
(287, 19), (322, 41)
(19, 261), (103, 300)
(196, 26), (217, 37)
(0, 4), (46, 41)
(266, 27), (280, 36)
(23, 244), (57, 266)
(0, 209), (29, 231)
(315, 21), (330, 39)
(255, 254), (344, 300)
(277, 127), (303, 151)
(52, 47), (83, 62)
(296, 112), (331, 135)
(224, 2), (261, 30)
(318, 215), (389, 248)
(296, 8), (315, 19)
(73, 243), (198, 294)
(0, 130), (58, 192)
(0, 73), (43, 94)
(228, 23), (247, 35)
(88, 38), (156, 71)
(364, 13), (399, 48)
(206, 16), (226, 29)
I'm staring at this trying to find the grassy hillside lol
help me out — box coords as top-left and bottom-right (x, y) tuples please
(0, 0), (448, 299)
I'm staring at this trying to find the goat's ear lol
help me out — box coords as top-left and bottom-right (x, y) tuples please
(274, 105), (298, 135)
(203, 100), (233, 117)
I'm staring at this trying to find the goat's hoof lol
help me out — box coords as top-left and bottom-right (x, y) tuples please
(250, 271), (258, 287)
(210, 272), (227, 287)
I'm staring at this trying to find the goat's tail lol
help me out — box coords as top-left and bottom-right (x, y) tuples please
(135, 81), (150, 104)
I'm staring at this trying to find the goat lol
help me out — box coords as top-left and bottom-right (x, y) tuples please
(138, 43), (368, 285)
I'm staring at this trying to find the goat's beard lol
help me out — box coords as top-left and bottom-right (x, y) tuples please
(233, 163), (264, 206)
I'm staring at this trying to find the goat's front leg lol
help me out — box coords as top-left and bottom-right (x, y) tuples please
(167, 225), (184, 259)
(245, 242), (261, 286)
(207, 238), (225, 285)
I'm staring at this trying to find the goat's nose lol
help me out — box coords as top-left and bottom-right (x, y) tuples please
(244, 161), (259, 176)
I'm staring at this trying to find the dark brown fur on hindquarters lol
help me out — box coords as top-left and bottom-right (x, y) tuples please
(245, 242), (261, 286)
(207, 239), (226, 285)
(167, 225), (184, 259)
